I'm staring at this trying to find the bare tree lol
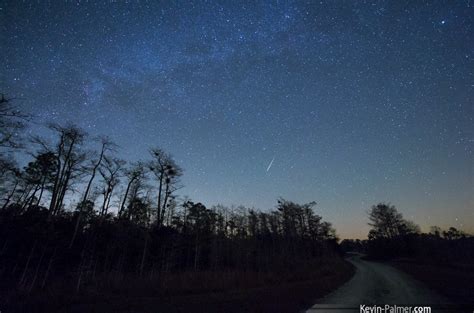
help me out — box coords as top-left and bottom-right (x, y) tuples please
(82, 137), (116, 205)
(0, 94), (29, 205)
(149, 148), (182, 227)
(69, 137), (116, 247)
(31, 124), (87, 215)
(98, 156), (125, 216)
(118, 161), (146, 218)
(0, 93), (29, 150)
(0, 164), (21, 210)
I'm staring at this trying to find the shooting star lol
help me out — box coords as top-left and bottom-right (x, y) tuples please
(266, 157), (275, 172)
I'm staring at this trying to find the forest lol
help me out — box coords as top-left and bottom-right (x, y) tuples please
(1, 95), (473, 311)
(0, 95), (353, 312)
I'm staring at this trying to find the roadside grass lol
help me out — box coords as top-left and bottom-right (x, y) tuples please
(392, 259), (474, 305)
(4, 256), (355, 313)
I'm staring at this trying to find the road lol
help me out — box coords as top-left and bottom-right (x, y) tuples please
(306, 254), (450, 313)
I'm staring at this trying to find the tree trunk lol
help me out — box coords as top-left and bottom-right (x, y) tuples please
(51, 136), (76, 214)
(55, 159), (74, 215)
(28, 245), (47, 293)
(41, 246), (56, 289)
(48, 153), (62, 213)
(25, 185), (40, 209)
(139, 232), (149, 277)
(119, 177), (135, 217)
(1, 180), (18, 210)
(157, 171), (164, 226)
(18, 185), (32, 209)
(36, 177), (46, 206)
(70, 145), (105, 247)
(104, 188), (113, 215)
(19, 241), (37, 287)
(162, 181), (170, 223)
(194, 233), (199, 271)
(100, 191), (108, 216)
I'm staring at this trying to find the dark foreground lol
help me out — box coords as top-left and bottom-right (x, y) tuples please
(2, 257), (354, 313)
(393, 259), (474, 307)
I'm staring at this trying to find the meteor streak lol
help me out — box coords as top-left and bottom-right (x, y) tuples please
(266, 157), (275, 172)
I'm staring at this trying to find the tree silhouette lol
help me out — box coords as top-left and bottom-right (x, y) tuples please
(22, 152), (56, 208)
(367, 203), (424, 259)
(367, 203), (418, 240)
(98, 156), (125, 216)
(119, 161), (146, 218)
(31, 123), (87, 215)
(0, 93), (28, 150)
(149, 148), (182, 227)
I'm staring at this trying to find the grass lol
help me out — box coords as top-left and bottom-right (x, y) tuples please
(392, 258), (474, 305)
(3, 257), (355, 313)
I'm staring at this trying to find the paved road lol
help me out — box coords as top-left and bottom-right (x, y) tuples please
(306, 255), (450, 313)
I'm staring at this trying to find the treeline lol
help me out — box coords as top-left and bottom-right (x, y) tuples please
(340, 203), (474, 264)
(0, 96), (341, 302)
(0, 199), (339, 293)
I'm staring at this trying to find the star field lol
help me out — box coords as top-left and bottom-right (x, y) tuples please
(2, 1), (473, 238)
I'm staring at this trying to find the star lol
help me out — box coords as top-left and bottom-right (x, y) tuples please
(2, 1), (472, 238)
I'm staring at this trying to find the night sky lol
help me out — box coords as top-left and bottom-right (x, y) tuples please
(2, 1), (473, 238)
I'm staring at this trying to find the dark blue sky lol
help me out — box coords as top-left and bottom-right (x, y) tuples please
(2, 1), (473, 238)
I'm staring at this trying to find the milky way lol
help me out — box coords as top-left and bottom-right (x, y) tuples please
(2, 1), (473, 238)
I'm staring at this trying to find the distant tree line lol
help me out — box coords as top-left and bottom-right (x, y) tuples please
(340, 203), (473, 263)
(0, 96), (340, 299)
